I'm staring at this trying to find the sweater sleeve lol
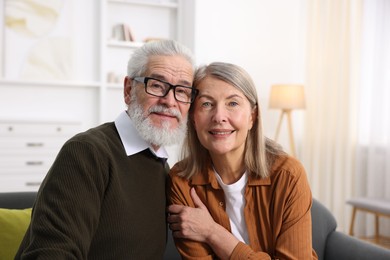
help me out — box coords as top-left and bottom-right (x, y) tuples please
(17, 139), (108, 260)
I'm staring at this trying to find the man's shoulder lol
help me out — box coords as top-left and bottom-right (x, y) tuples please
(73, 122), (117, 140)
(63, 122), (120, 151)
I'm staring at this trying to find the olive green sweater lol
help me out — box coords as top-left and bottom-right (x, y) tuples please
(16, 123), (168, 259)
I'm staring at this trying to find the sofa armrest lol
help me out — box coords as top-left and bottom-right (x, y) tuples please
(325, 231), (390, 260)
(0, 192), (37, 209)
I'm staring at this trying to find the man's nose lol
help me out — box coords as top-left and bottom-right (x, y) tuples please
(160, 88), (177, 106)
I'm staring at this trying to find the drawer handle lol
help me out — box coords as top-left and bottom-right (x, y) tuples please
(26, 142), (44, 147)
(25, 161), (44, 166)
(25, 182), (41, 187)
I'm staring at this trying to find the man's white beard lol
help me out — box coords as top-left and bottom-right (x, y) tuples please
(127, 99), (188, 147)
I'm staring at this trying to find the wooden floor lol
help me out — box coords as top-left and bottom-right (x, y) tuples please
(359, 236), (390, 250)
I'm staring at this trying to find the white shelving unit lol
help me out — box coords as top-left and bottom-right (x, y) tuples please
(0, 0), (187, 121)
(106, 40), (145, 49)
(0, 0), (193, 192)
(99, 0), (183, 121)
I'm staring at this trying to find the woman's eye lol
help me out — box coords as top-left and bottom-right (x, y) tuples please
(202, 101), (212, 107)
(229, 101), (239, 107)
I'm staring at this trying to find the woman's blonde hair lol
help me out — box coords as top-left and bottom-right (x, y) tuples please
(179, 62), (285, 179)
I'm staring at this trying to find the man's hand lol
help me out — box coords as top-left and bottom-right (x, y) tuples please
(168, 187), (240, 259)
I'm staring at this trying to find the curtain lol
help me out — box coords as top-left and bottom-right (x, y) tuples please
(354, 0), (390, 237)
(302, 0), (362, 232)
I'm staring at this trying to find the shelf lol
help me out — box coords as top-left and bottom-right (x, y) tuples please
(107, 83), (124, 89)
(106, 39), (144, 48)
(107, 0), (178, 9)
(0, 79), (101, 89)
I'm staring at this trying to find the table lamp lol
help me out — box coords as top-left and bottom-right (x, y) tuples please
(269, 84), (305, 156)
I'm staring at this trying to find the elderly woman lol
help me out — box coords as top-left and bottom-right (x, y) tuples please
(167, 62), (317, 260)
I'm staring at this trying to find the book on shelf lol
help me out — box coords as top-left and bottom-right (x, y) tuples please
(122, 24), (135, 42)
(112, 23), (135, 42)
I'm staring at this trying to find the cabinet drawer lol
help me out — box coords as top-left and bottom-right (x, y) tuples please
(0, 122), (80, 136)
(0, 174), (46, 192)
(0, 137), (66, 154)
(0, 155), (56, 172)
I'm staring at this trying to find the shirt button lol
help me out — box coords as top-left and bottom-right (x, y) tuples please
(219, 202), (224, 207)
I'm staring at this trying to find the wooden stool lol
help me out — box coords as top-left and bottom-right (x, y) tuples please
(347, 197), (390, 242)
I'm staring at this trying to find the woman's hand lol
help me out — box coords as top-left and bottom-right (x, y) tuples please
(167, 188), (216, 243)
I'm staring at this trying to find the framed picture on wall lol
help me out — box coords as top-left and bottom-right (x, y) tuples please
(3, 0), (73, 81)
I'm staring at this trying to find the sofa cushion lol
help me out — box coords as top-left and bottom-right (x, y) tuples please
(0, 208), (32, 259)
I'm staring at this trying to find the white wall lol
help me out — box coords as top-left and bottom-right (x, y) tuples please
(0, 0), (308, 163)
(167, 0), (307, 163)
(191, 0), (307, 152)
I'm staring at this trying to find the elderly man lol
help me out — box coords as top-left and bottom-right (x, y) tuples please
(16, 40), (196, 260)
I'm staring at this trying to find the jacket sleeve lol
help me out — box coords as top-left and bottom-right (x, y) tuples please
(167, 168), (217, 260)
(167, 160), (317, 260)
(271, 163), (317, 260)
(230, 163), (317, 260)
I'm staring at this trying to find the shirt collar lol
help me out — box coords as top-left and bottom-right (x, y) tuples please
(114, 111), (169, 159)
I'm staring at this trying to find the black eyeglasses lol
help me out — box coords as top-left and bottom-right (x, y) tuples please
(133, 77), (198, 104)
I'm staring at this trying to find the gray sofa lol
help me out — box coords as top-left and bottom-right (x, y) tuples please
(311, 197), (390, 259)
(1, 192), (390, 260)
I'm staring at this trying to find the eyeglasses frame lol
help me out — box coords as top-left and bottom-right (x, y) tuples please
(133, 77), (198, 104)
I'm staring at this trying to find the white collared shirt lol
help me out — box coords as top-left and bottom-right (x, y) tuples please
(114, 111), (169, 160)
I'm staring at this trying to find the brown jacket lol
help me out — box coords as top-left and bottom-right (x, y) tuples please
(167, 154), (318, 260)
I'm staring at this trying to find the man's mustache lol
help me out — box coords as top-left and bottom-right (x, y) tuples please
(148, 106), (182, 121)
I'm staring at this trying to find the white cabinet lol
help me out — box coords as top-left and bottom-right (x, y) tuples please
(0, 121), (81, 192)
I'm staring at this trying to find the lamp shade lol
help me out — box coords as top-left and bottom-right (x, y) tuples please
(269, 84), (305, 110)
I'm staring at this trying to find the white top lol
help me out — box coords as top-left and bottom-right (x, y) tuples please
(114, 111), (168, 159)
(214, 169), (249, 244)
